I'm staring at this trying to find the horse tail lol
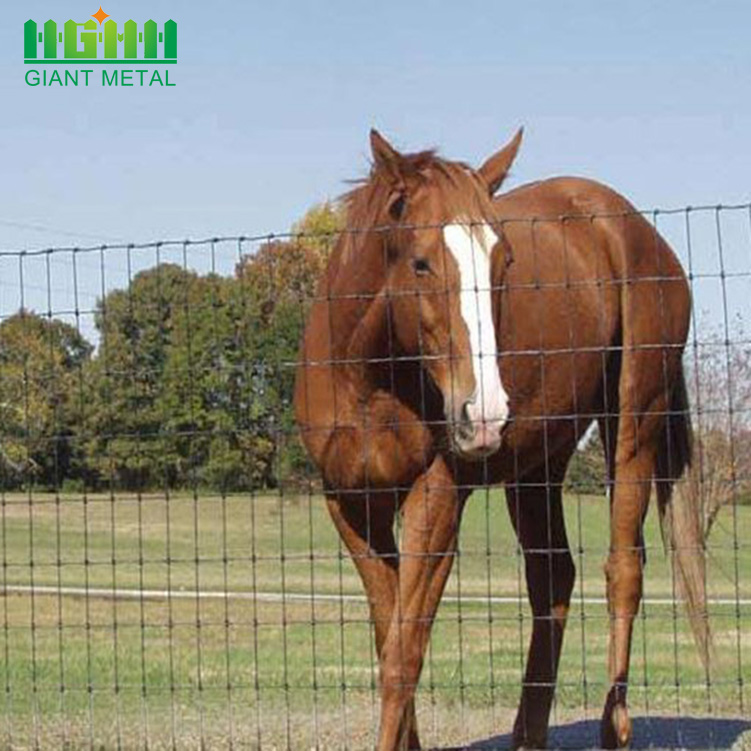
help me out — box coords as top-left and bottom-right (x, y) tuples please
(655, 367), (711, 667)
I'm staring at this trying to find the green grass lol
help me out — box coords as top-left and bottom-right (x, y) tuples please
(1, 489), (749, 749)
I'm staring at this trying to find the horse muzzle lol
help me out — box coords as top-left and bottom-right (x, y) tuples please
(450, 396), (508, 460)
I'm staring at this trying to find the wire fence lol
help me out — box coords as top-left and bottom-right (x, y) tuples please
(0, 204), (749, 750)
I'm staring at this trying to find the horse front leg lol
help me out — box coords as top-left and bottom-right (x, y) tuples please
(326, 492), (420, 750)
(377, 456), (465, 751)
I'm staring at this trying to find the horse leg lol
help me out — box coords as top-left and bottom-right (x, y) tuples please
(506, 465), (575, 749)
(326, 493), (421, 749)
(600, 421), (655, 749)
(376, 456), (465, 751)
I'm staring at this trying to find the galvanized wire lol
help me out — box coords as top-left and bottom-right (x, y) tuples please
(0, 204), (748, 750)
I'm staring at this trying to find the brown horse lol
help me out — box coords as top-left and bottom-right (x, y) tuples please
(293, 129), (707, 750)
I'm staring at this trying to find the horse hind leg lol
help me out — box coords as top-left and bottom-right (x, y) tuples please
(505, 462), (575, 750)
(599, 396), (666, 749)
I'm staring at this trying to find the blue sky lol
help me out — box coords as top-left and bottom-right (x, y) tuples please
(0, 1), (749, 335)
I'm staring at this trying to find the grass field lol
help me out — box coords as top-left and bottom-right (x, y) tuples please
(1, 488), (749, 750)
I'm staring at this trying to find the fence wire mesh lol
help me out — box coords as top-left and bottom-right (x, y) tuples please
(0, 203), (749, 750)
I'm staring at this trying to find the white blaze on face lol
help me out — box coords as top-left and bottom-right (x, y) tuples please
(442, 222), (509, 439)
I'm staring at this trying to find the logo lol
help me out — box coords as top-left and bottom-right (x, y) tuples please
(24, 7), (177, 87)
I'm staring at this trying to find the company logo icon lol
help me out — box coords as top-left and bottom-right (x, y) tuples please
(24, 7), (177, 64)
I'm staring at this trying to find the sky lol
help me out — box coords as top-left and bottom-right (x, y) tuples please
(0, 0), (749, 336)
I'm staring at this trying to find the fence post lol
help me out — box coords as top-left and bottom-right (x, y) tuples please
(124, 19), (137, 58)
(164, 19), (177, 59)
(43, 19), (57, 59)
(24, 20), (37, 60)
(144, 19), (157, 59)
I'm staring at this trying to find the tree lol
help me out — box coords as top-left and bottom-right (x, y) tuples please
(85, 263), (200, 489)
(564, 426), (607, 495)
(682, 321), (751, 539)
(0, 201), (336, 493)
(0, 310), (92, 488)
(234, 237), (326, 487)
(291, 200), (345, 258)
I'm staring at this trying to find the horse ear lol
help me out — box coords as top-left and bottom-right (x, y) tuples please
(370, 129), (403, 182)
(478, 127), (524, 195)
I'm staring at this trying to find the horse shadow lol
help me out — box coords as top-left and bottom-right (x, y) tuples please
(448, 716), (751, 750)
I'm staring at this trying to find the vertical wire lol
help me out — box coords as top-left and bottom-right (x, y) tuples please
(72, 246), (96, 748)
(208, 239), (236, 750)
(683, 208), (713, 715)
(127, 244), (150, 749)
(18, 253), (42, 751)
(293, 228), (322, 749)
(508, 219), (527, 731)
(154, 241), (178, 750)
(152, 241), (178, 751)
(713, 208), (745, 715)
(598, 209), (619, 720)
(449, 223), (468, 744)
(597, 212), (617, 714)
(436, 219), (465, 744)
(412, 223), (427, 743)
(585, 210), (617, 725)
(593, 208), (636, 715)
(651, 211), (681, 721)
(0, 330), (10, 750)
(353, 225), (380, 751)
(359, 226), (382, 749)
(559, 214), (590, 719)
(638, 209), (671, 720)
(1, 254), (14, 750)
(268, 235), (294, 751)
(380, 224), (402, 751)
(530, 217), (558, 726)
(500, 216), (523, 731)
(468, 220), (498, 737)
(416, 224), (438, 747)
(99, 244), (124, 751)
(180, 240), (206, 747)
(235, 238), (263, 750)
(323, 229), (348, 751)
(45, 249), (68, 749)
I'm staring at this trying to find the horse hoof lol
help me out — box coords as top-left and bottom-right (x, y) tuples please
(600, 702), (632, 749)
(512, 721), (547, 749)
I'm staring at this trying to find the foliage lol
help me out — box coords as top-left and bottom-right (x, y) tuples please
(563, 427), (607, 496)
(0, 311), (92, 488)
(682, 322), (751, 538)
(291, 200), (345, 258)
(76, 204), (336, 492)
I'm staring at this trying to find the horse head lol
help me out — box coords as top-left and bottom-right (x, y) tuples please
(346, 128), (523, 460)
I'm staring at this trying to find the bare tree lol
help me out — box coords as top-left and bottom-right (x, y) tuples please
(683, 318), (751, 540)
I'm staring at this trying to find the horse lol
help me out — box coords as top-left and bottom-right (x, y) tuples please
(293, 129), (707, 750)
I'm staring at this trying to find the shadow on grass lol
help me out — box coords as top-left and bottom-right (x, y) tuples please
(452, 716), (751, 750)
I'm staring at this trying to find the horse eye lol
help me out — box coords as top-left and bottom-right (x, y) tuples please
(412, 258), (431, 276)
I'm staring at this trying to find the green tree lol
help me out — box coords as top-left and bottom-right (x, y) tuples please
(291, 200), (345, 258)
(85, 264), (199, 489)
(564, 427), (607, 495)
(80, 202), (334, 492)
(0, 310), (92, 488)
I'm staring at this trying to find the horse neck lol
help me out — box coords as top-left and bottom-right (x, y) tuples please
(327, 232), (390, 388)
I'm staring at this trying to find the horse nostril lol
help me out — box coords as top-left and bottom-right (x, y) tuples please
(458, 401), (475, 440)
